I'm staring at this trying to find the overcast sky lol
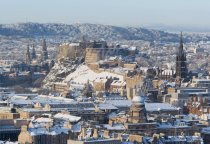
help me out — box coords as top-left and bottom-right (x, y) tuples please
(0, 0), (209, 27)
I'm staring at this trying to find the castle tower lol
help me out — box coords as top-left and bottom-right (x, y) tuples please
(176, 32), (188, 79)
(25, 45), (31, 64)
(128, 89), (146, 123)
(31, 44), (36, 59)
(41, 39), (48, 61)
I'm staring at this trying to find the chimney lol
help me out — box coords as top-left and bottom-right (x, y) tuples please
(81, 127), (86, 139)
(108, 119), (114, 126)
(44, 104), (51, 111)
(104, 130), (110, 138)
(93, 128), (98, 138)
(21, 125), (28, 132)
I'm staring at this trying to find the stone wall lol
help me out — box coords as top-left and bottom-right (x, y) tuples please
(85, 48), (102, 64)
(57, 43), (84, 62)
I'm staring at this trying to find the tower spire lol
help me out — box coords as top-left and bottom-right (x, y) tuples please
(31, 44), (36, 59)
(180, 31), (183, 43)
(25, 44), (31, 64)
(41, 39), (48, 61)
(179, 32), (184, 52)
(176, 32), (188, 81)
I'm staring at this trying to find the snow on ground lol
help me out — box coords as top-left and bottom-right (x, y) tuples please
(64, 65), (124, 85)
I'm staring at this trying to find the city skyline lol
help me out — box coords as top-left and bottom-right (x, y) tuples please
(1, 1), (210, 143)
(0, 0), (210, 28)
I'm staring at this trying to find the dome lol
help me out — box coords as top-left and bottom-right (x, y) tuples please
(132, 89), (145, 104)
(132, 95), (144, 103)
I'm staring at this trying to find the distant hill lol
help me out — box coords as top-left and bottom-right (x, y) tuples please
(0, 23), (180, 42)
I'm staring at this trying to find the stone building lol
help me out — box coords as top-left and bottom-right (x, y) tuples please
(93, 77), (112, 92)
(128, 89), (146, 123)
(18, 125), (69, 144)
(110, 80), (126, 95)
(57, 43), (85, 62)
(18, 107), (52, 119)
(191, 77), (210, 88)
(52, 82), (70, 97)
(164, 87), (209, 109)
(0, 119), (28, 141)
(186, 96), (209, 116)
(124, 123), (157, 136)
(125, 72), (142, 100)
(158, 69), (175, 80)
(85, 48), (102, 64)
(84, 41), (135, 65)
(0, 107), (19, 119)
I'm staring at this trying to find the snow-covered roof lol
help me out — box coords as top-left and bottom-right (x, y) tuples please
(34, 117), (52, 123)
(128, 46), (137, 51)
(69, 43), (80, 47)
(132, 95), (144, 104)
(111, 80), (126, 87)
(107, 112), (118, 119)
(98, 103), (118, 110)
(94, 77), (108, 83)
(105, 100), (132, 108)
(20, 108), (49, 112)
(132, 89), (145, 104)
(9, 94), (76, 106)
(103, 123), (125, 130)
(145, 102), (178, 112)
(54, 113), (81, 122)
(157, 122), (173, 129)
(28, 126), (69, 136)
(202, 127), (210, 134)
(112, 67), (127, 75)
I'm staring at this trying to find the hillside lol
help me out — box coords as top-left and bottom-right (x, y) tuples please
(0, 23), (180, 42)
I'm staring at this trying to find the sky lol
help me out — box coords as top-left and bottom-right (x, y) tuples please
(0, 0), (210, 27)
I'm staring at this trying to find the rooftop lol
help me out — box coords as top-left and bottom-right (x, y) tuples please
(145, 103), (179, 112)
(54, 113), (81, 122)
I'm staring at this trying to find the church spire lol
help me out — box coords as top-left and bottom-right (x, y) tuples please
(179, 32), (184, 52)
(41, 39), (48, 61)
(180, 32), (183, 43)
(25, 45), (31, 64)
(31, 44), (36, 59)
(176, 32), (188, 80)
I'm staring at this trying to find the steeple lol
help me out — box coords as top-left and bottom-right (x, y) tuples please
(176, 32), (188, 80)
(179, 32), (183, 52)
(31, 44), (36, 59)
(41, 39), (48, 61)
(25, 45), (31, 64)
